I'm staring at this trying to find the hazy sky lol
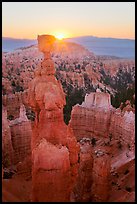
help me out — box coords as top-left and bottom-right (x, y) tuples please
(2, 2), (135, 39)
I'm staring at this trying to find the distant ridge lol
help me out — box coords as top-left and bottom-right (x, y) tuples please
(66, 35), (134, 41)
(2, 37), (37, 52)
(64, 36), (135, 59)
(2, 36), (135, 59)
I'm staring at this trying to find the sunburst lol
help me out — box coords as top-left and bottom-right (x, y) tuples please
(55, 33), (65, 40)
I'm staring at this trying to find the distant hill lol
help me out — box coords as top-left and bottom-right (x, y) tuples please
(64, 36), (135, 59)
(2, 37), (37, 52)
(2, 36), (135, 59)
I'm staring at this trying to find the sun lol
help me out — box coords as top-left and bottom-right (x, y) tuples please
(55, 33), (65, 40)
(52, 31), (69, 40)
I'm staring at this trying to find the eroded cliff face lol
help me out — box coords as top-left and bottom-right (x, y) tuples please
(2, 103), (32, 182)
(2, 106), (14, 167)
(9, 104), (32, 164)
(69, 92), (135, 202)
(70, 93), (113, 140)
(2, 91), (28, 120)
(91, 148), (111, 202)
(73, 140), (93, 202)
(109, 110), (135, 151)
(70, 92), (135, 149)
(28, 35), (79, 202)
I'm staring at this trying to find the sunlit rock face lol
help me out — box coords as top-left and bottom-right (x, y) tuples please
(28, 34), (79, 202)
(82, 92), (112, 109)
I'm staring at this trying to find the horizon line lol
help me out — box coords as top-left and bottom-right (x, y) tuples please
(2, 35), (135, 41)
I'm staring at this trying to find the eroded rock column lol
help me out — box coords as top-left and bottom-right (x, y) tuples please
(28, 35), (79, 202)
(2, 106), (14, 167)
(73, 139), (93, 202)
(91, 150), (111, 202)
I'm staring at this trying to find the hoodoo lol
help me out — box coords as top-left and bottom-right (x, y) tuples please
(28, 35), (79, 202)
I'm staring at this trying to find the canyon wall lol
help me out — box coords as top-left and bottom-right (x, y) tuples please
(70, 92), (113, 140)
(109, 110), (135, 150)
(9, 104), (32, 164)
(69, 92), (135, 202)
(70, 92), (135, 149)
(2, 102), (32, 179)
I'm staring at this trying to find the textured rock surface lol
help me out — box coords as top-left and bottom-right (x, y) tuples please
(73, 140), (93, 202)
(108, 151), (135, 202)
(70, 106), (113, 141)
(2, 93), (21, 120)
(2, 173), (32, 202)
(69, 92), (135, 202)
(32, 139), (71, 202)
(91, 150), (111, 202)
(28, 34), (79, 202)
(2, 92), (28, 120)
(70, 93), (135, 148)
(2, 106), (14, 167)
(9, 104), (32, 164)
(82, 92), (111, 109)
(109, 110), (135, 150)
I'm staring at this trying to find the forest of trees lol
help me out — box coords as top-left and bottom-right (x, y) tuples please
(63, 86), (85, 124)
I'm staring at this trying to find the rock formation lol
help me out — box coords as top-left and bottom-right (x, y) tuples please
(70, 93), (113, 141)
(69, 92), (135, 202)
(28, 35), (79, 202)
(82, 92), (112, 109)
(109, 110), (135, 151)
(2, 106), (14, 167)
(91, 149), (111, 202)
(9, 104), (32, 164)
(73, 139), (93, 202)
(2, 91), (32, 181)
(70, 92), (135, 149)
(2, 91), (29, 120)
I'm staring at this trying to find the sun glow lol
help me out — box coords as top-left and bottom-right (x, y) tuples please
(55, 33), (65, 40)
(52, 31), (69, 40)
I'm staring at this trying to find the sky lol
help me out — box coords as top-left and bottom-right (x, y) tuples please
(2, 2), (135, 40)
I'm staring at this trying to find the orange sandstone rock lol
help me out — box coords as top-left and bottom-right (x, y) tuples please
(28, 34), (79, 202)
(2, 106), (14, 167)
(69, 92), (135, 202)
